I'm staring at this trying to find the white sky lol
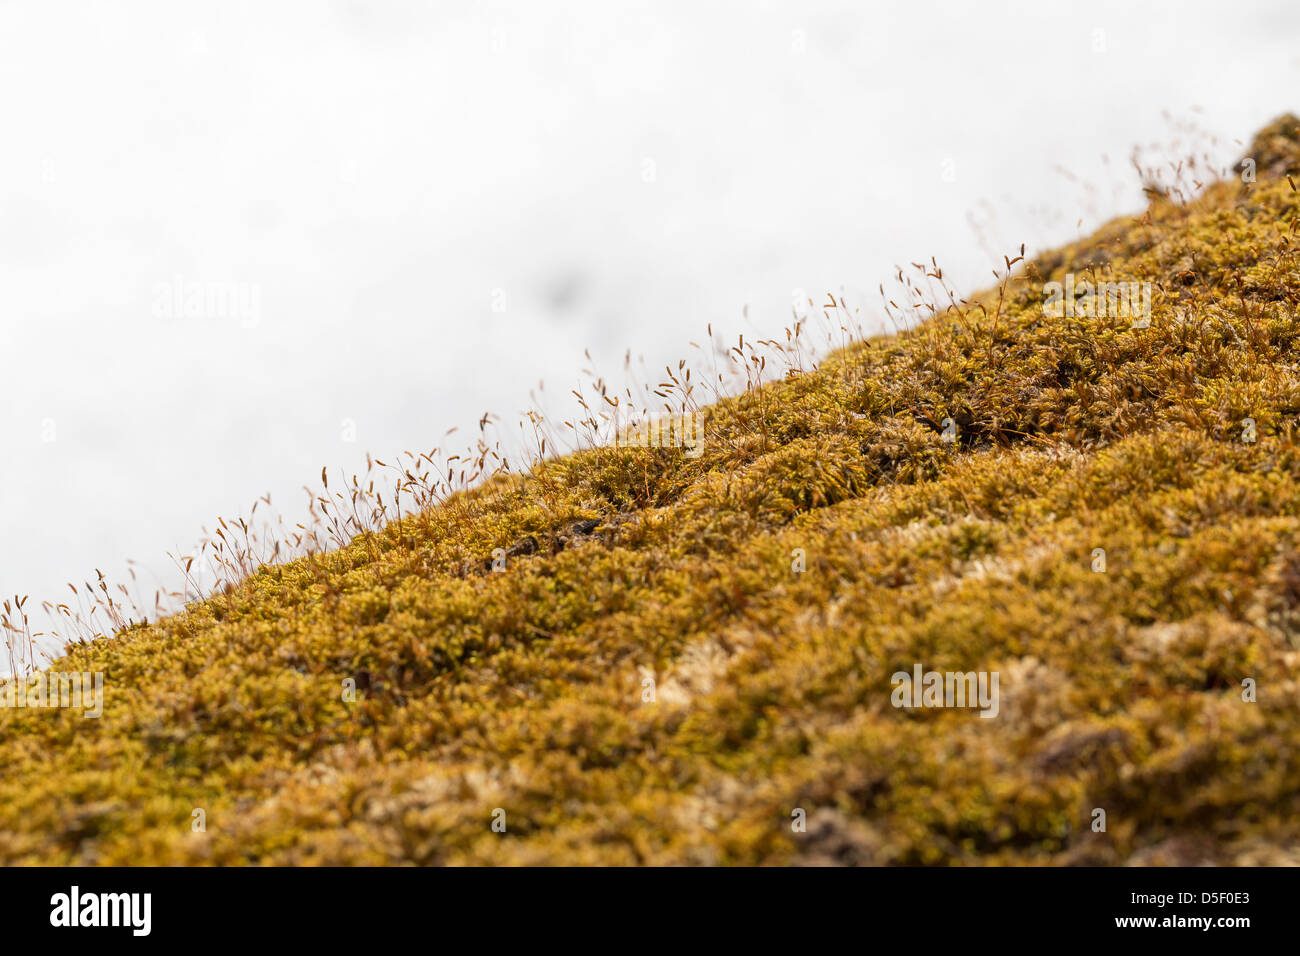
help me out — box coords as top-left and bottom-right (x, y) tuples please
(2, 0), (1298, 653)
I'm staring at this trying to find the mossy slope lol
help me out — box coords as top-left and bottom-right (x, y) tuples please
(5, 117), (1300, 865)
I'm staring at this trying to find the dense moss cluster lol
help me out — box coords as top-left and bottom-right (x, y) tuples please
(3, 117), (1300, 865)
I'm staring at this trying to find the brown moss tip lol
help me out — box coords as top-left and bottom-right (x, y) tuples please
(1241, 112), (1300, 179)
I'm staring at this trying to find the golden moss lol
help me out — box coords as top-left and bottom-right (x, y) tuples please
(3, 116), (1300, 865)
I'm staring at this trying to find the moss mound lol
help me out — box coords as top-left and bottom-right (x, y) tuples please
(5, 117), (1300, 865)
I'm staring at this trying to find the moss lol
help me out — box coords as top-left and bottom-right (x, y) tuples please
(4, 116), (1300, 865)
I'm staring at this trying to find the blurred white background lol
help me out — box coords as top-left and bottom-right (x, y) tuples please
(2, 0), (1298, 646)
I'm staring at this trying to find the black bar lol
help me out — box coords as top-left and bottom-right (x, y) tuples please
(7, 866), (1278, 943)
